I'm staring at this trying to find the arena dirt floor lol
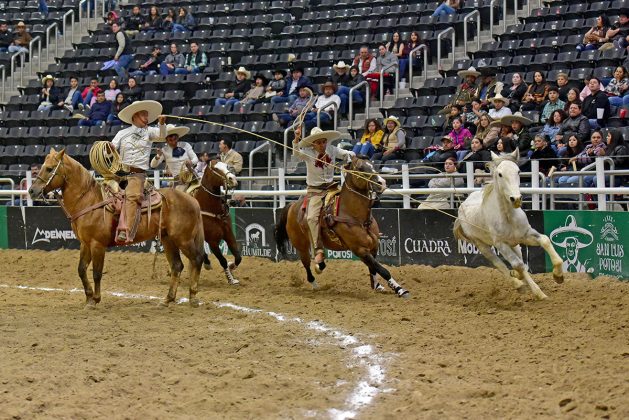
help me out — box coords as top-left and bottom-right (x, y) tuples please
(0, 249), (627, 419)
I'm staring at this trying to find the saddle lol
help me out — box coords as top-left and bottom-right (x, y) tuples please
(102, 183), (162, 215)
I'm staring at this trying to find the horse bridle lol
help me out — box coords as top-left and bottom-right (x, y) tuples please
(199, 162), (234, 199)
(343, 160), (379, 202)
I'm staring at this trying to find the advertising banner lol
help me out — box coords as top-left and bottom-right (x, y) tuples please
(0, 207), (7, 248)
(233, 208), (276, 260)
(544, 211), (628, 280)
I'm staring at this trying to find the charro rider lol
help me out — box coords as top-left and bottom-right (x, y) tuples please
(150, 124), (198, 188)
(111, 100), (167, 243)
(292, 126), (354, 271)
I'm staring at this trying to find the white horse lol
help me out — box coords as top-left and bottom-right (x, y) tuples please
(453, 150), (564, 299)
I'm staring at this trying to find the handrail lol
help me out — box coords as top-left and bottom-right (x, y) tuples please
(46, 23), (59, 65)
(10, 50), (26, 91)
(408, 44), (428, 88)
(436, 27), (455, 73)
(378, 62), (398, 104)
(0, 64), (5, 103)
(28, 35), (41, 75)
(489, 0), (500, 39)
(0, 178), (16, 205)
(316, 100), (338, 130)
(463, 10), (481, 56)
(283, 121), (299, 172)
(248, 140), (272, 180)
(63, 9), (76, 49)
(348, 80), (370, 130)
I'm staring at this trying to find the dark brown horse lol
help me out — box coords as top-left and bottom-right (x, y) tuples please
(193, 159), (242, 285)
(275, 156), (410, 297)
(28, 149), (208, 308)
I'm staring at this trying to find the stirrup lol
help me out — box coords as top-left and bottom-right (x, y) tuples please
(115, 229), (129, 243)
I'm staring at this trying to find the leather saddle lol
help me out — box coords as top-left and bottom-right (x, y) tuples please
(102, 181), (162, 215)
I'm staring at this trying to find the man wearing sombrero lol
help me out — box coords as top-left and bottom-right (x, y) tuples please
(304, 81), (341, 132)
(215, 66), (251, 107)
(488, 92), (513, 120)
(111, 100), (167, 243)
(440, 66), (479, 114)
(292, 127), (354, 271)
(501, 112), (533, 154)
(150, 125), (197, 188)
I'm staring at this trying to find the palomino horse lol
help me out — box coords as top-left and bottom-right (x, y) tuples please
(28, 149), (208, 308)
(275, 156), (410, 297)
(454, 150), (564, 299)
(193, 159), (242, 285)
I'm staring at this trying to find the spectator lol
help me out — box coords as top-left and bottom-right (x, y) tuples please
(373, 116), (406, 162)
(37, 75), (62, 112)
(432, 0), (460, 17)
(564, 87), (582, 112)
(215, 66), (252, 107)
(542, 109), (567, 150)
(604, 66), (629, 107)
(447, 117), (473, 160)
(9, 22), (31, 55)
(195, 151), (210, 178)
(107, 93), (127, 126)
(488, 93), (512, 119)
(352, 45), (376, 77)
(304, 81), (341, 131)
(104, 11), (123, 33)
(329, 61), (350, 86)
(418, 157), (463, 210)
(579, 76), (592, 102)
(476, 68), (498, 108)
(112, 22), (134, 79)
(528, 134), (558, 175)
(178, 41), (207, 74)
(229, 194), (250, 208)
(219, 138), (243, 175)
(556, 102), (591, 145)
(173, 7), (196, 33)
(462, 99), (483, 128)
(540, 87), (565, 123)
(124, 5), (146, 36)
(130, 45), (162, 77)
(386, 32), (408, 81)
(555, 72), (571, 102)
(474, 113), (500, 149)
(521, 71), (549, 111)
(159, 43), (185, 75)
(443, 104), (463, 133)
(441, 66), (479, 113)
(58, 76), (82, 113)
(576, 15), (610, 51)
(6, 164), (41, 206)
(459, 138), (491, 174)
(240, 74), (268, 105)
(143, 6), (162, 33)
(271, 67), (310, 105)
(161, 8), (176, 32)
(406, 32), (425, 76)
(339, 65), (366, 115)
(265, 69), (287, 100)
(104, 79), (121, 102)
(423, 135), (457, 165)
(496, 137), (517, 154)
(272, 85), (312, 127)
(506, 72), (528, 112)
(78, 91), (111, 127)
(122, 77), (143, 103)
(558, 130), (606, 184)
(606, 10), (629, 49)
(582, 77), (611, 128)
(79, 78), (102, 110)
(557, 135), (584, 164)
(353, 118), (384, 158)
(592, 128), (628, 187)
(38, 0), (49, 17)
(0, 21), (11, 53)
(503, 112), (534, 154)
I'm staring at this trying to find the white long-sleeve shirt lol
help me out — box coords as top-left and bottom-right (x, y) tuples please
(112, 124), (167, 170)
(314, 94), (341, 114)
(294, 143), (352, 187)
(150, 141), (198, 176)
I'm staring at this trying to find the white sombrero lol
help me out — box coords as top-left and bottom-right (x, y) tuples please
(383, 115), (401, 128)
(457, 66), (481, 78)
(489, 92), (510, 106)
(234, 66), (251, 79)
(333, 60), (349, 70)
(501, 111), (533, 126)
(118, 100), (162, 125)
(298, 127), (341, 148)
(41, 74), (54, 85)
(165, 124), (190, 138)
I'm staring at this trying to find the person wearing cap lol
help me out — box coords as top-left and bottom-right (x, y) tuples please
(271, 67), (311, 105)
(606, 10), (629, 49)
(273, 85), (312, 127)
(130, 45), (162, 77)
(424, 136), (457, 165)
(37, 75), (62, 112)
(502, 112), (533, 154)
(159, 43), (185, 75)
(291, 126), (355, 269)
(111, 100), (167, 243)
(0, 21), (12, 53)
(541, 87), (566, 123)
(304, 82), (341, 132)
(372, 116), (406, 162)
(177, 41), (207, 74)
(215, 67), (252, 107)
(219, 138), (243, 175)
(9, 22), (31, 55)
(111, 21), (134, 79)
(150, 125), (197, 187)
(488, 93), (512, 120)
(265, 69), (287, 99)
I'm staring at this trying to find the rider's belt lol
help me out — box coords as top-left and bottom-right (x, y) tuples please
(308, 182), (334, 191)
(127, 166), (146, 174)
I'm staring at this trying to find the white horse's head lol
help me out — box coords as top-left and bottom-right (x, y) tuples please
(490, 150), (522, 208)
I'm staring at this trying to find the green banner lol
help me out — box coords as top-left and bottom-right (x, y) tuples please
(0, 206), (7, 248)
(544, 211), (628, 280)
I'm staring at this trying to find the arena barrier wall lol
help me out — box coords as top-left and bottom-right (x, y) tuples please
(1, 207), (627, 280)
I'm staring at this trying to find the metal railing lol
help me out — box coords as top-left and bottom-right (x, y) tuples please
(436, 27), (455, 72)
(46, 23), (59, 65)
(316, 100), (338, 130)
(0, 178), (16, 205)
(348, 80), (370, 130)
(248, 141), (273, 184)
(283, 120), (299, 172)
(62, 9), (76, 49)
(0, 64), (5, 103)
(28, 35), (41, 75)
(489, 0), (501, 38)
(408, 44), (428, 88)
(463, 10), (481, 56)
(378, 62), (399, 104)
(10, 50), (25, 91)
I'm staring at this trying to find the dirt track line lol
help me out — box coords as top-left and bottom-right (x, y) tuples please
(0, 283), (393, 420)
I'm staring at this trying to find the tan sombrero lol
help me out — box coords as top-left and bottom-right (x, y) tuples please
(383, 115), (401, 128)
(41, 74), (54, 85)
(298, 127), (341, 148)
(457, 66), (481, 78)
(489, 118), (506, 128)
(489, 92), (510, 106)
(118, 100), (162, 125)
(165, 124), (190, 138)
(234, 66), (251, 79)
(333, 61), (349, 71)
(501, 112), (533, 126)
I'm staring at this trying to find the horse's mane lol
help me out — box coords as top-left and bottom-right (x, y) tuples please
(64, 153), (99, 191)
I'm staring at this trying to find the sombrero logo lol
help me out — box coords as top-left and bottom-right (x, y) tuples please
(550, 215), (594, 274)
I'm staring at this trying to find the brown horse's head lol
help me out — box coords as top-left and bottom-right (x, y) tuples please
(28, 148), (68, 199)
(345, 155), (385, 194)
(202, 159), (238, 191)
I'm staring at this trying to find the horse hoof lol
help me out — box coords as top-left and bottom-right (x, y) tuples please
(228, 261), (237, 271)
(373, 283), (385, 292)
(159, 301), (170, 308)
(397, 289), (410, 298)
(536, 293), (549, 300)
(229, 278), (240, 286)
(314, 261), (326, 274)
(554, 274), (564, 284)
(84, 301), (97, 310)
(189, 298), (200, 308)
(310, 280), (319, 290)
(203, 262), (212, 270)
(516, 284), (528, 294)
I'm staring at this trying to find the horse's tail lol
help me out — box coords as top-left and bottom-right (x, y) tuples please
(453, 217), (468, 242)
(274, 204), (292, 258)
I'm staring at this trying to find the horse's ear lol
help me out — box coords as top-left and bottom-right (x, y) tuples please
(490, 151), (499, 161)
(58, 148), (66, 159)
(511, 149), (520, 161)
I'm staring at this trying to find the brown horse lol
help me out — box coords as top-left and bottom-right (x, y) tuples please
(28, 149), (208, 308)
(193, 159), (242, 285)
(275, 156), (410, 297)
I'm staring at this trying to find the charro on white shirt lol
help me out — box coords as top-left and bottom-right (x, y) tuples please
(112, 124), (167, 170)
(150, 141), (198, 176)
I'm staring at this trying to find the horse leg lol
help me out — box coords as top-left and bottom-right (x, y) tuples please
(209, 241), (239, 285)
(475, 242), (525, 291)
(299, 250), (317, 288)
(90, 243), (106, 306)
(522, 231), (565, 284)
(78, 243), (95, 306)
(360, 253), (409, 298)
(224, 226), (242, 271)
(178, 235), (205, 308)
(496, 243), (548, 300)
(369, 251), (385, 292)
(161, 238), (184, 306)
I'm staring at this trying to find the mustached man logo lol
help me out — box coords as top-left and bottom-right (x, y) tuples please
(32, 227), (76, 245)
(242, 223), (272, 257)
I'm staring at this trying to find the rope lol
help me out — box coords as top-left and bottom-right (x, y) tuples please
(89, 141), (125, 177)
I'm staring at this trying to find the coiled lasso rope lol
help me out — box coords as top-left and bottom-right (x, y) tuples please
(89, 141), (127, 177)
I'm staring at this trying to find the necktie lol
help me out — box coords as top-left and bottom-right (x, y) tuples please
(315, 153), (331, 169)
